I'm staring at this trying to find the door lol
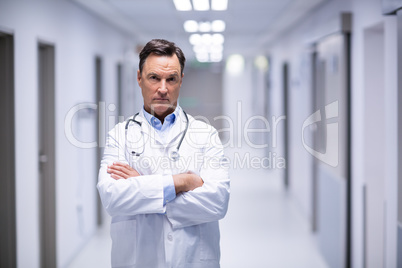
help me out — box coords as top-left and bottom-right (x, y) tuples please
(0, 32), (16, 268)
(363, 23), (386, 268)
(397, 9), (402, 268)
(310, 50), (324, 232)
(38, 43), (56, 268)
(313, 32), (351, 268)
(95, 56), (104, 226)
(283, 63), (290, 188)
(117, 63), (123, 120)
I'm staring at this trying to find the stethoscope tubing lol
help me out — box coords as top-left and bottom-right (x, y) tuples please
(125, 110), (189, 161)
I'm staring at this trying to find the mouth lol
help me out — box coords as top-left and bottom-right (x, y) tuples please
(153, 98), (169, 102)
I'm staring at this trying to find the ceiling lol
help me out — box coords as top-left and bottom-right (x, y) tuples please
(70, 0), (327, 62)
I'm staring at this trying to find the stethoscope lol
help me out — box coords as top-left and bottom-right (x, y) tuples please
(125, 110), (189, 162)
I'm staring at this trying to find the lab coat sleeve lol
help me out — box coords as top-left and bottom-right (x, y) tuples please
(97, 123), (166, 217)
(166, 128), (230, 229)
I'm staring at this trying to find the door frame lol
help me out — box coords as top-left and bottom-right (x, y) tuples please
(0, 31), (17, 268)
(38, 41), (57, 268)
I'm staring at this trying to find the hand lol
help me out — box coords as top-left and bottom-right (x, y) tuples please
(173, 171), (204, 194)
(107, 162), (140, 180)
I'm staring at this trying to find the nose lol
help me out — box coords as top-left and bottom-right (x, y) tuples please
(158, 80), (168, 94)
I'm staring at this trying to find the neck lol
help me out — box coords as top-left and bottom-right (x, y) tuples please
(145, 106), (176, 124)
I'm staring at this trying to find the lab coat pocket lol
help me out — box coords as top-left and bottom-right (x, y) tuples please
(110, 219), (137, 267)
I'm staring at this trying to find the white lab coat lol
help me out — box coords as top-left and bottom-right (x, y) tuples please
(97, 109), (230, 268)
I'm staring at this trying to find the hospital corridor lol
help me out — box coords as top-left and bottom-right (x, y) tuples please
(1, 0), (402, 268)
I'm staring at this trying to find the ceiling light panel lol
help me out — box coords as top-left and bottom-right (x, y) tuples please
(211, 0), (228, 11)
(192, 0), (209, 11)
(210, 53), (223, 62)
(212, 33), (224, 44)
(211, 20), (225, 32)
(184, 20), (198, 32)
(201, 34), (212, 45)
(174, 0), (192, 11)
(185, 20), (226, 33)
(196, 52), (209, 62)
(198, 22), (211, 32)
(189, 34), (202, 45)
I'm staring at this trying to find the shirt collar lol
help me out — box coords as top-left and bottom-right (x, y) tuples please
(142, 106), (180, 131)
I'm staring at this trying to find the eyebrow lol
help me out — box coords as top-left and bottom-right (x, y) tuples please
(148, 72), (179, 78)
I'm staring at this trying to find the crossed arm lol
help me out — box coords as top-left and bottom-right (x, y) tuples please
(97, 123), (230, 226)
(107, 162), (204, 194)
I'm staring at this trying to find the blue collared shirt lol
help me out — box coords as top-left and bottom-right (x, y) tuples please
(142, 106), (180, 206)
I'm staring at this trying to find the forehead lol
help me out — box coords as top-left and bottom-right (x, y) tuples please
(142, 53), (181, 74)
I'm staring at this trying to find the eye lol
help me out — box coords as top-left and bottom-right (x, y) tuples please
(149, 75), (160, 82)
(167, 77), (177, 83)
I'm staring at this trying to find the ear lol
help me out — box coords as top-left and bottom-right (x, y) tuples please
(180, 73), (184, 87)
(137, 70), (141, 85)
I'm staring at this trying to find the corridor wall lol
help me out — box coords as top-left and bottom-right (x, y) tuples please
(266, 0), (399, 267)
(0, 1), (136, 267)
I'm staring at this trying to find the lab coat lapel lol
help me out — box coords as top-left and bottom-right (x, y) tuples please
(166, 109), (187, 145)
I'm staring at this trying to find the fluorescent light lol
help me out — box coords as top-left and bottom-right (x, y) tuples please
(254, 55), (269, 71)
(226, 54), (245, 75)
(201, 34), (212, 45)
(212, 20), (225, 32)
(210, 44), (223, 53)
(189, 34), (202, 45)
(192, 0), (209, 11)
(210, 53), (223, 62)
(174, 0), (192, 11)
(199, 22), (211, 32)
(211, 0), (228, 11)
(193, 44), (208, 54)
(196, 53), (209, 62)
(184, 20), (198, 32)
(212, 34), (224, 44)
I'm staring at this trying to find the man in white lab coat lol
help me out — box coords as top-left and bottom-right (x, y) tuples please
(97, 39), (230, 268)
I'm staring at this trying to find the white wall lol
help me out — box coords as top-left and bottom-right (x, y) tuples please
(222, 57), (259, 155)
(0, 1), (136, 267)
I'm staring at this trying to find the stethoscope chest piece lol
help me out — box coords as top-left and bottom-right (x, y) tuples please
(169, 150), (180, 162)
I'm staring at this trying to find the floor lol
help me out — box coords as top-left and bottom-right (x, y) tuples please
(219, 168), (328, 268)
(67, 149), (328, 268)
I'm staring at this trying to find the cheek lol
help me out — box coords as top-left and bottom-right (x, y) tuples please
(173, 87), (181, 97)
(142, 84), (155, 97)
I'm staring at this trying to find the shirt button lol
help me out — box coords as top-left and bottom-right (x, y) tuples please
(167, 234), (173, 241)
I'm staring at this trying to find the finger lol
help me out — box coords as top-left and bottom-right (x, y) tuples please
(111, 174), (125, 180)
(112, 162), (132, 169)
(108, 165), (130, 174)
(110, 163), (134, 174)
(108, 163), (139, 178)
(108, 168), (129, 179)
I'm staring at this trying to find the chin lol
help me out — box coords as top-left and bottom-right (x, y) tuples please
(151, 104), (175, 116)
